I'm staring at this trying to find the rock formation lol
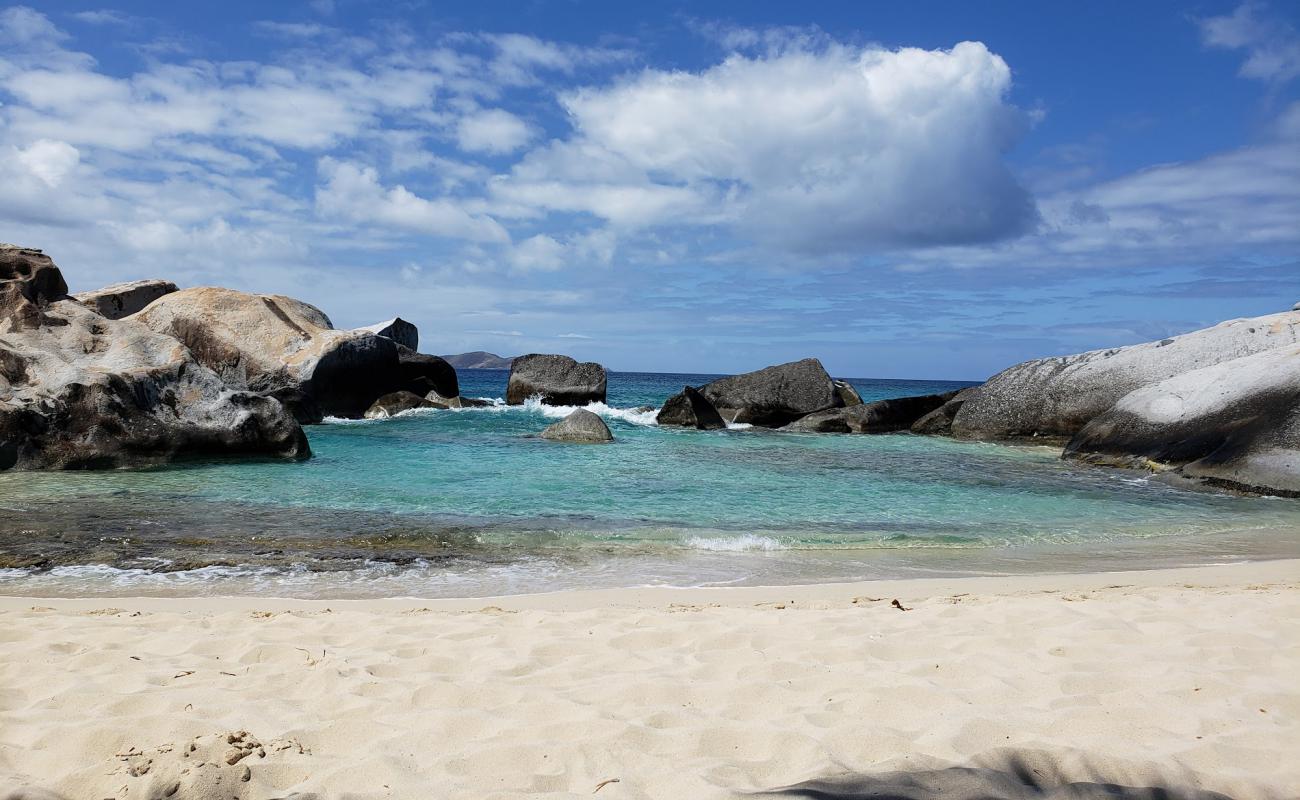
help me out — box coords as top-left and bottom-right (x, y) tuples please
(1064, 345), (1300, 496)
(0, 246), (308, 470)
(364, 391), (434, 419)
(783, 391), (959, 434)
(358, 317), (418, 351)
(656, 386), (727, 430)
(395, 347), (459, 400)
(950, 313), (1300, 442)
(133, 287), (404, 422)
(910, 388), (976, 435)
(695, 358), (841, 427)
(74, 279), (177, 320)
(442, 351), (513, 369)
(506, 354), (607, 406)
(539, 408), (614, 443)
(833, 380), (864, 407)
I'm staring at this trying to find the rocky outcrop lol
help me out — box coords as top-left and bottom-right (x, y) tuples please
(1063, 346), (1300, 496)
(696, 358), (840, 427)
(395, 348), (459, 400)
(656, 386), (726, 430)
(358, 317), (418, 351)
(951, 313), (1300, 442)
(0, 245), (68, 331)
(506, 354), (607, 406)
(133, 287), (404, 422)
(0, 251), (308, 470)
(539, 408), (614, 443)
(833, 380), (863, 407)
(443, 351), (513, 369)
(74, 279), (177, 320)
(911, 388), (976, 435)
(364, 391), (433, 419)
(783, 391), (959, 434)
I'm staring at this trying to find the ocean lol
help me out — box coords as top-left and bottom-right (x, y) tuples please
(1, 370), (1297, 598)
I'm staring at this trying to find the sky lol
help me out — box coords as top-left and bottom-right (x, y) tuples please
(1, 1), (1297, 380)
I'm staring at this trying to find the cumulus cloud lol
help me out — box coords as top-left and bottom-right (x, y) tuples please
(496, 41), (1038, 252)
(14, 138), (79, 186)
(1199, 2), (1300, 82)
(455, 108), (534, 154)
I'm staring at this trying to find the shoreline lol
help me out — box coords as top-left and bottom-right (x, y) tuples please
(2, 559), (1297, 798)
(2, 557), (1295, 611)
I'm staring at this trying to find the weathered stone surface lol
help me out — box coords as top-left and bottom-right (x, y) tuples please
(697, 358), (840, 427)
(539, 408), (613, 443)
(833, 380), (863, 407)
(656, 386), (726, 430)
(911, 388), (977, 435)
(951, 312), (1300, 441)
(0, 294), (308, 470)
(1064, 345), (1300, 496)
(395, 347), (459, 400)
(75, 279), (177, 320)
(358, 317), (418, 350)
(506, 354), (607, 406)
(783, 391), (959, 434)
(1, 245), (68, 332)
(364, 391), (433, 419)
(134, 287), (401, 422)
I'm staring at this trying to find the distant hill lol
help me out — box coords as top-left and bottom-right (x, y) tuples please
(442, 351), (514, 369)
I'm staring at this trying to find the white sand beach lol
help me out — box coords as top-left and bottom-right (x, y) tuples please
(1, 560), (1297, 799)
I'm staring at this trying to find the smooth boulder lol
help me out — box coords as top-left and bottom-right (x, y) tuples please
(364, 391), (433, 419)
(657, 386), (726, 430)
(910, 388), (977, 435)
(133, 287), (402, 422)
(783, 391), (960, 433)
(697, 358), (840, 427)
(951, 312), (1300, 441)
(506, 354), (607, 406)
(396, 347), (459, 400)
(0, 252), (308, 470)
(358, 317), (418, 350)
(1063, 345), (1300, 496)
(833, 380), (864, 407)
(74, 279), (177, 320)
(539, 408), (613, 443)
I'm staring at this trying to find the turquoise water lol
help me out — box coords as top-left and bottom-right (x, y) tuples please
(0, 371), (1297, 598)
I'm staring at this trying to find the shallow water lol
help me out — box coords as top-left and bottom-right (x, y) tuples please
(1, 371), (1297, 598)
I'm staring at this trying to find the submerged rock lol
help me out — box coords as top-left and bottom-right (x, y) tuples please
(506, 354), (607, 406)
(657, 386), (726, 430)
(539, 408), (614, 443)
(425, 391), (491, 409)
(951, 312), (1300, 441)
(133, 287), (403, 422)
(364, 391), (434, 419)
(697, 358), (840, 427)
(0, 250), (308, 470)
(74, 279), (177, 320)
(358, 317), (418, 351)
(783, 391), (959, 434)
(1064, 345), (1300, 496)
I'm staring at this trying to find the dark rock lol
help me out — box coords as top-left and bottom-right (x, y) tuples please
(1064, 345), (1300, 496)
(911, 388), (977, 435)
(358, 317), (418, 350)
(951, 312), (1300, 442)
(395, 347), (459, 400)
(697, 358), (839, 427)
(424, 392), (490, 409)
(833, 380), (863, 407)
(506, 354), (607, 406)
(784, 391), (959, 433)
(781, 408), (853, 433)
(657, 386), (726, 430)
(1, 244), (68, 331)
(134, 287), (404, 422)
(364, 391), (434, 419)
(539, 408), (614, 443)
(442, 351), (513, 369)
(75, 279), (177, 320)
(0, 264), (307, 470)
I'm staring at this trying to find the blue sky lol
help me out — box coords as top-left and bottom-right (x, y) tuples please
(1, 1), (1297, 379)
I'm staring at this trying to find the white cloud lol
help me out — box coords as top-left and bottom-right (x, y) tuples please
(455, 108), (534, 154)
(495, 40), (1037, 252)
(1199, 3), (1300, 82)
(15, 138), (79, 186)
(69, 10), (131, 26)
(315, 158), (508, 243)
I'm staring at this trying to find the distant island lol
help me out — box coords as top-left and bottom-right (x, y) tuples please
(441, 351), (514, 369)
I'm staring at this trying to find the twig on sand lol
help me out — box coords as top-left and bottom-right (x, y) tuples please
(891, 599), (911, 611)
(593, 778), (620, 793)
